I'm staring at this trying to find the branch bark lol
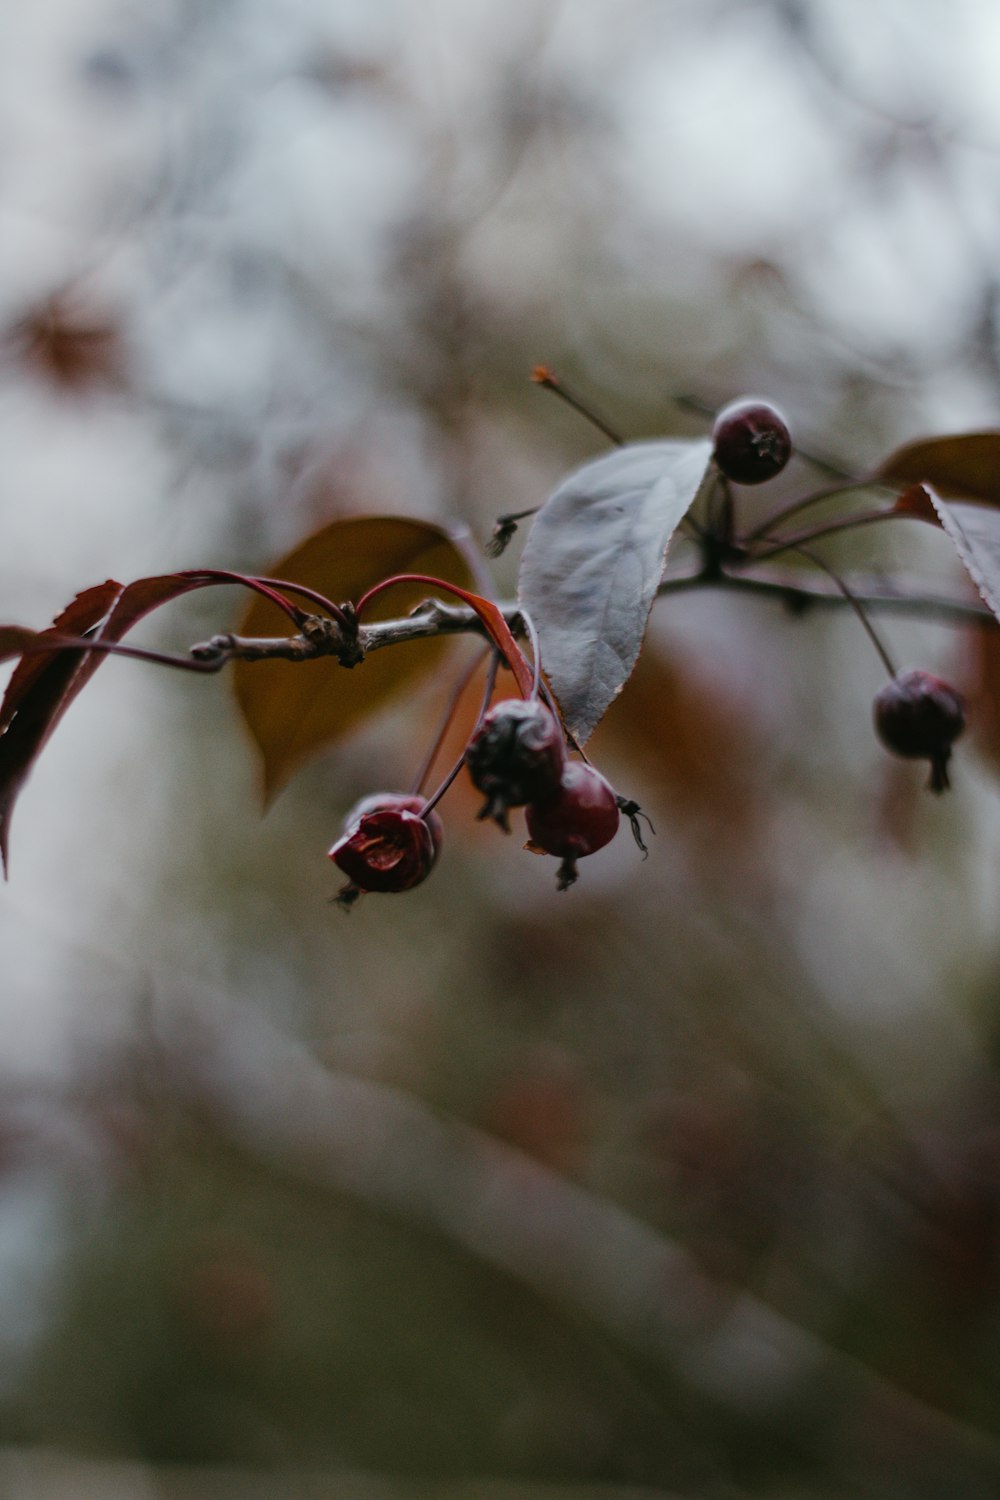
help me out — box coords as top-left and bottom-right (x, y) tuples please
(181, 572), (994, 671)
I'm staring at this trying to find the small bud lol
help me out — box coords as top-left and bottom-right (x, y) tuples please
(873, 669), (966, 794)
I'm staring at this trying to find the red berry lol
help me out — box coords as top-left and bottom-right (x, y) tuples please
(712, 398), (792, 485)
(328, 792), (442, 903)
(465, 698), (566, 830)
(525, 761), (620, 889)
(873, 669), (966, 794)
(343, 791), (443, 848)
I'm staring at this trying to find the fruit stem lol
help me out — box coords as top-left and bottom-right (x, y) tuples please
(742, 479), (882, 543)
(749, 507), (900, 561)
(531, 366), (624, 446)
(420, 652), (501, 817)
(793, 544), (898, 678)
(410, 646), (490, 796)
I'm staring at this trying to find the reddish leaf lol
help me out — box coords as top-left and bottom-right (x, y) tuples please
(876, 433), (1000, 506)
(61, 572), (213, 708)
(891, 484), (939, 524)
(357, 573), (532, 698)
(600, 637), (764, 850)
(518, 439), (712, 742)
(0, 628), (39, 665)
(232, 516), (475, 800)
(0, 581), (122, 874)
(0, 572), (240, 875)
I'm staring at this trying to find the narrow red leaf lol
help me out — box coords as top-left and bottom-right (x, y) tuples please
(355, 574), (534, 699)
(891, 484), (939, 525)
(0, 582), (121, 734)
(0, 580), (123, 874)
(0, 627), (39, 665)
(0, 571), (249, 875)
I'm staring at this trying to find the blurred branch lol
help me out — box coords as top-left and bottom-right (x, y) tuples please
(167, 986), (1000, 1476)
(659, 568), (996, 627)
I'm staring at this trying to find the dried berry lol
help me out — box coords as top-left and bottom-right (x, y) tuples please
(873, 669), (966, 793)
(329, 792), (441, 904)
(712, 398), (792, 485)
(525, 761), (620, 889)
(465, 698), (566, 830)
(343, 791), (444, 847)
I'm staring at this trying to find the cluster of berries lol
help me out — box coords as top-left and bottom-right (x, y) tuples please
(328, 396), (969, 907)
(328, 699), (630, 906)
(712, 399), (968, 793)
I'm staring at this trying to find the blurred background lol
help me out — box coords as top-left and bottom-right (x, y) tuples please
(3, 0), (1000, 1494)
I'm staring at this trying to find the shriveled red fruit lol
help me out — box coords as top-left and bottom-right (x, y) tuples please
(525, 761), (620, 889)
(873, 669), (966, 794)
(712, 398), (792, 485)
(465, 698), (566, 830)
(343, 791), (443, 848)
(329, 792), (441, 904)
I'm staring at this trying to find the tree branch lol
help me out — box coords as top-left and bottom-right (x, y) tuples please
(177, 572), (993, 672)
(658, 567), (997, 627)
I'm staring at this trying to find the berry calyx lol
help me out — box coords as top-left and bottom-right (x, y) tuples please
(328, 792), (442, 905)
(465, 698), (566, 830)
(873, 669), (966, 794)
(525, 761), (621, 890)
(712, 398), (792, 485)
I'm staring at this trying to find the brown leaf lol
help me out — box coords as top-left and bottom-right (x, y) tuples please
(963, 624), (1000, 775)
(599, 638), (764, 848)
(232, 516), (474, 800)
(876, 433), (1000, 506)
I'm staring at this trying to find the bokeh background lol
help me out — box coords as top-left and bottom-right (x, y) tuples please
(4, 1), (1000, 1494)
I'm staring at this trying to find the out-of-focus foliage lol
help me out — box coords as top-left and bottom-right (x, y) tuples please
(3, 1), (1000, 1496)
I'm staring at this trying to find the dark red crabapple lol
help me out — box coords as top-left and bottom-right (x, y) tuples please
(466, 698), (566, 822)
(328, 792), (442, 905)
(342, 791), (444, 847)
(525, 761), (621, 890)
(873, 669), (966, 794)
(465, 698), (566, 830)
(712, 398), (792, 485)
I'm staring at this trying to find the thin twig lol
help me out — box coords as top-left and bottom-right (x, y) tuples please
(749, 507), (901, 561)
(741, 478), (885, 542)
(792, 544), (898, 677)
(683, 569), (995, 626)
